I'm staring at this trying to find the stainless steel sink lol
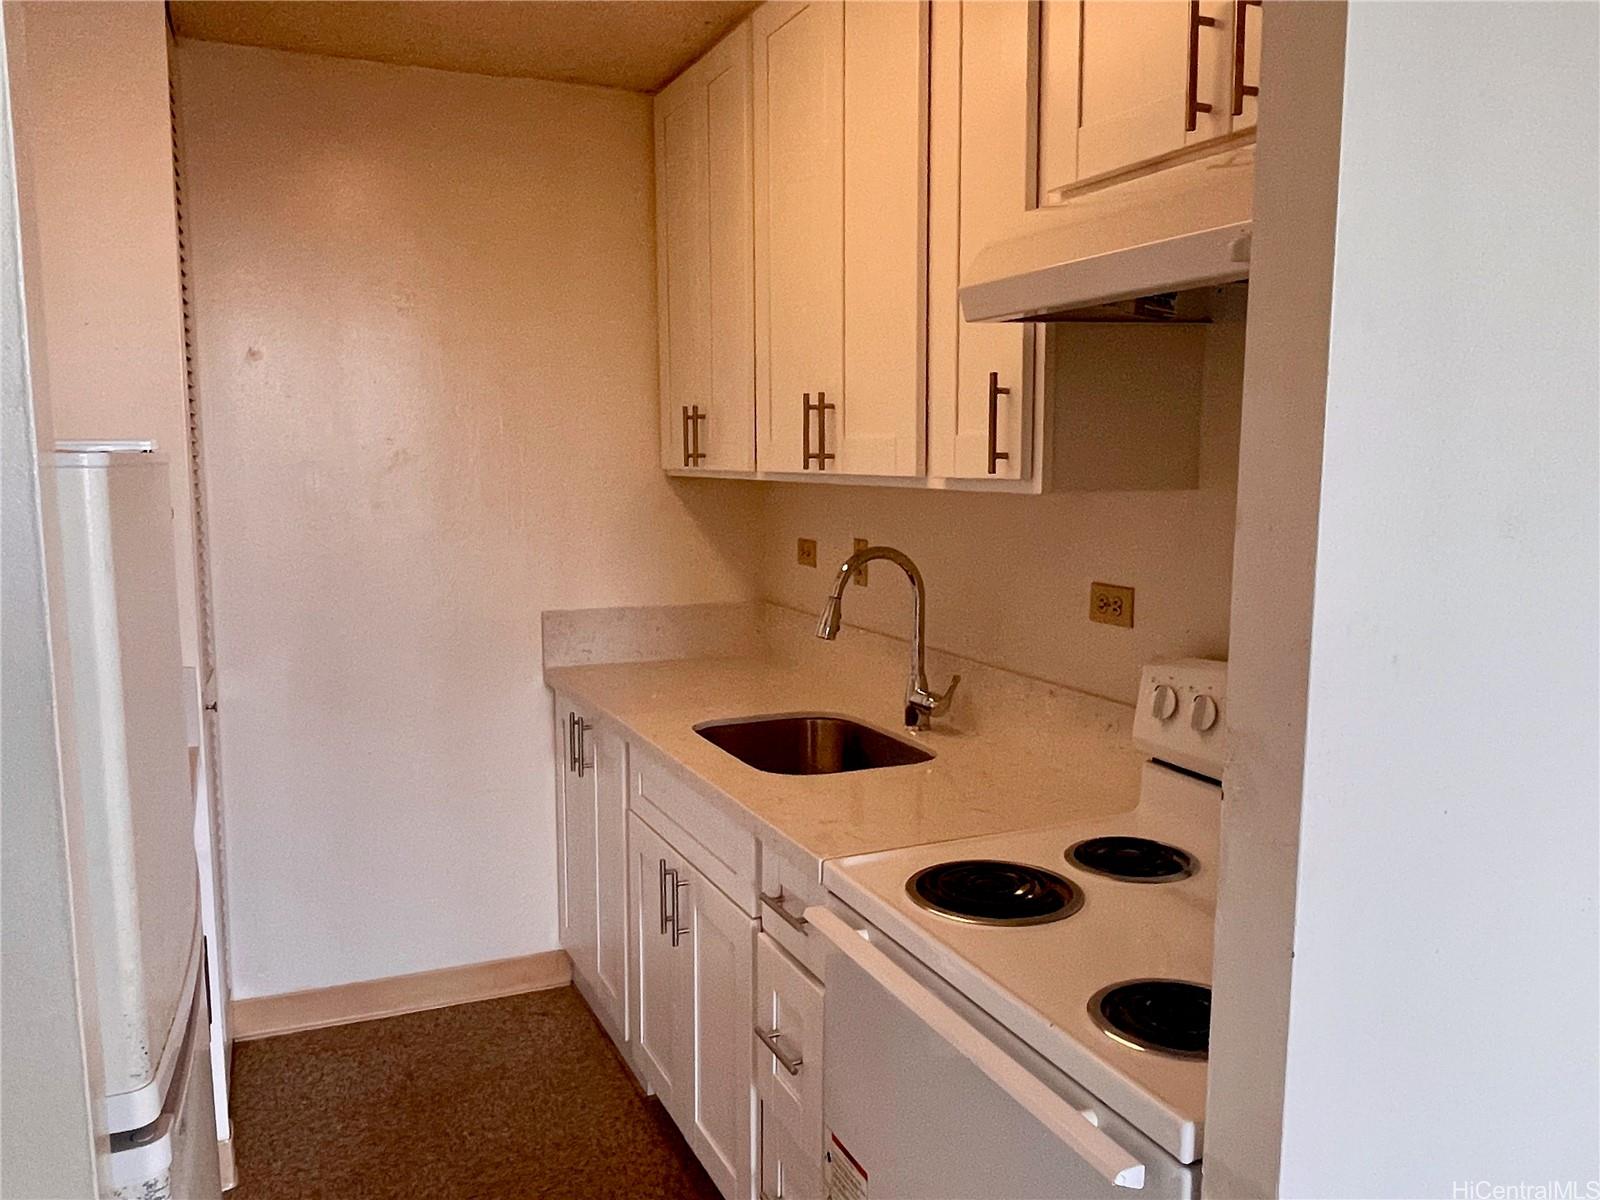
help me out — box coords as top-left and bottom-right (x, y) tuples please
(693, 713), (934, 776)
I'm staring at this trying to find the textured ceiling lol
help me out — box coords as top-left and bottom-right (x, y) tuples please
(168, 1), (762, 93)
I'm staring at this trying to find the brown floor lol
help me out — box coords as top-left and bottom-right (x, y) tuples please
(228, 986), (722, 1199)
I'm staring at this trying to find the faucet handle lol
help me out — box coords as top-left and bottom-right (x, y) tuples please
(931, 674), (961, 716)
(906, 674), (961, 728)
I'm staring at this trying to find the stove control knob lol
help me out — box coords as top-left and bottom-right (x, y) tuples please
(1151, 684), (1179, 722)
(1191, 693), (1219, 733)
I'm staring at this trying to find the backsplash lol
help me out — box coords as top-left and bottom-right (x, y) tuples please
(749, 294), (1244, 707)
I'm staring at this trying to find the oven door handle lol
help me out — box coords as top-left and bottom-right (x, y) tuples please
(804, 906), (1148, 1191)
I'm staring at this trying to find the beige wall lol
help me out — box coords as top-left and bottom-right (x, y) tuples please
(755, 298), (1244, 706)
(176, 40), (759, 999)
(4, 0), (196, 667)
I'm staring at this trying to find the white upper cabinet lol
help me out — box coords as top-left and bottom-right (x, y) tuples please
(655, 23), (755, 474)
(928, 0), (1035, 483)
(754, 1), (927, 478)
(1042, 0), (1262, 197)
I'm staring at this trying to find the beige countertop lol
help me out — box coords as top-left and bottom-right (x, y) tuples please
(546, 641), (1145, 870)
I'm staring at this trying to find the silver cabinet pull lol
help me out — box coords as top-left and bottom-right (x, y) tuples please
(802, 392), (835, 470)
(659, 860), (673, 936)
(987, 371), (1011, 475)
(574, 718), (593, 777)
(670, 872), (690, 946)
(761, 889), (810, 937)
(755, 1026), (803, 1076)
(566, 712), (579, 772)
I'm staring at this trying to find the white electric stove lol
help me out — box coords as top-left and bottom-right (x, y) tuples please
(808, 659), (1226, 1198)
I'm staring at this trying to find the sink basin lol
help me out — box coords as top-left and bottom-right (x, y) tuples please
(694, 713), (934, 776)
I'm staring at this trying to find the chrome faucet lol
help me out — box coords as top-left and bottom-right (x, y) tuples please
(816, 545), (960, 730)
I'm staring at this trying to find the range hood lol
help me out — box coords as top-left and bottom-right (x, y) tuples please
(959, 145), (1255, 323)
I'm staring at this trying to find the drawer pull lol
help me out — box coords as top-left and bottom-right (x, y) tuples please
(755, 1026), (803, 1076)
(761, 889), (810, 937)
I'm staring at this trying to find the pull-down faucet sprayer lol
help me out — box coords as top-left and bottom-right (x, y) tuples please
(816, 546), (960, 730)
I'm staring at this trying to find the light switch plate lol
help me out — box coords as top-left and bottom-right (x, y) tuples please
(1089, 582), (1134, 627)
(853, 538), (869, 585)
(797, 538), (817, 568)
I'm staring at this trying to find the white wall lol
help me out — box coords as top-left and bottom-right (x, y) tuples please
(1282, 2), (1598, 1190)
(176, 40), (760, 999)
(3, 1), (195, 668)
(755, 303), (1244, 706)
(1202, 4), (1347, 1195)
(1213, 2), (1600, 1194)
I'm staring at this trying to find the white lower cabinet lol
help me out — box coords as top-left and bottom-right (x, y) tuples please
(555, 697), (628, 1044)
(628, 811), (755, 1200)
(754, 936), (822, 1145)
(632, 814), (690, 1110)
(760, 1098), (824, 1200)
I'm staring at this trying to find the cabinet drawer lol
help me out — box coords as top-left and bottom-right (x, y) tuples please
(754, 933), (823, 1153)
(760, 1098), (824, 1200)
(758, 839), (828, 977)
(633, 748), (757, 915)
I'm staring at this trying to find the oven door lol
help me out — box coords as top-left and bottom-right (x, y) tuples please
(805, 904), (1198, 1200)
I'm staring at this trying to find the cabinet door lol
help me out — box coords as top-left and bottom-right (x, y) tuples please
(754, 1), (844, 476)
(928, 0), (1035, 482)
(753, 935), (823, 1152)
(1037, 0), (1082, 197)
(1078, 0), (1240, 179)
(760, 1100), (825, 1200)
(559, 705), (599, 990)
(655, 24), (756, 473)
(1077, 1), (1187, 179)
(590, 724), (628, 1037)
(684, 861), (756, 1200)
(553, 704), (571, 948)
(838, 0), (927, 477)
(630, 815), (690, 1123)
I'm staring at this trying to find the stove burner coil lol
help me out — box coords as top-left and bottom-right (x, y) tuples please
(1089, 979), (1210, 1060)
(1065, 836), (1195, 883)
(906, 860), (1084, 926)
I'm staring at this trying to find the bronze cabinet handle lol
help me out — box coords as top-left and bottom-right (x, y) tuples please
(802, 392), (836, 470)
(688, 405), (707, 466)
(1232, 0), (1261, 116)
(987, 372), (1012, 475)
(801, 392), (811, 468)
(681, 405), (691, 467)
(1186, 0), (1220, 132)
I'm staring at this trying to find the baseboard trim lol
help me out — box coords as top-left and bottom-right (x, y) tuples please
(218, 1137), (237, 1191)
(230, 949), (572, 1041)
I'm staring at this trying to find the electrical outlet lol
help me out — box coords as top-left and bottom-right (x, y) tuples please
(1089, 582), (1134, 628)
(797, 538), (817, 568)
(853, 537), (869, 586)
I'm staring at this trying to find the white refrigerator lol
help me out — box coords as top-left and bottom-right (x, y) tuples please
(52, 444), (222, 1200)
